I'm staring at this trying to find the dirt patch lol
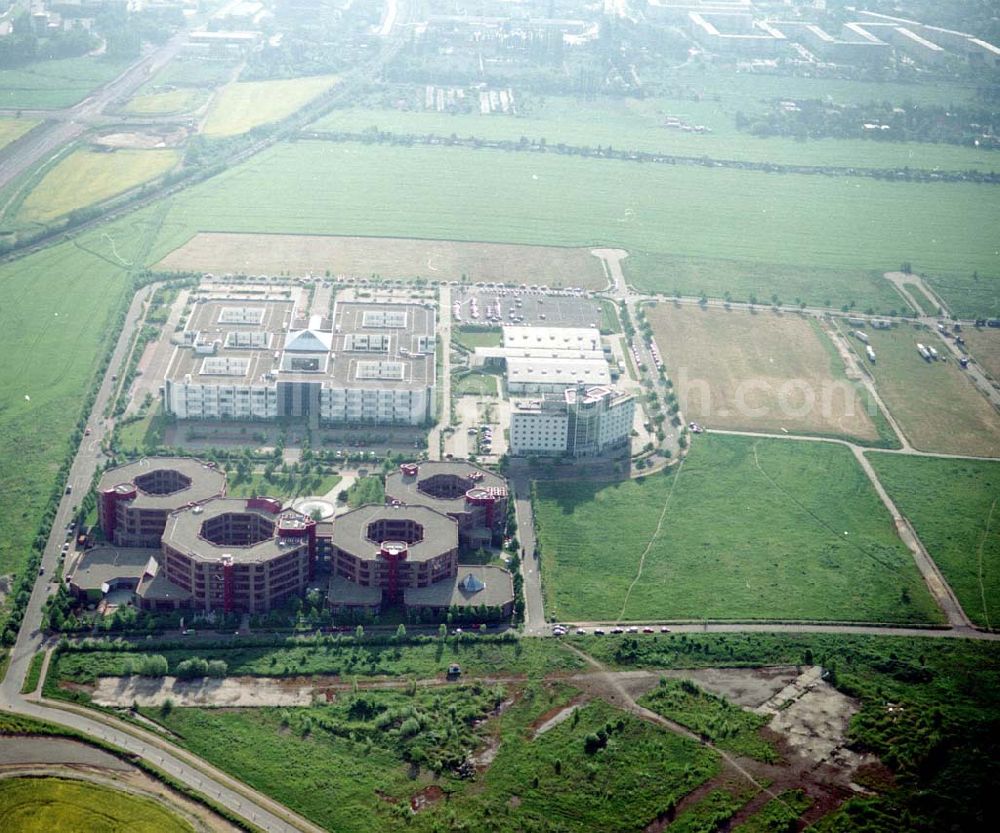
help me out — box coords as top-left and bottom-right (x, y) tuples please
(92, 675), (317, 708)
(646, 304), (879, 440)
(157, 233), (608, 288)
(95, 128), (189, 149)
(410, 784), (445, 813)
(754, 667), (875, 773)
(657, 666), (800, 709)
(533, 703), (581, 738)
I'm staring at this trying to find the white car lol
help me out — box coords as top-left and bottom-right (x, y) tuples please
(576, 628), (588, 635)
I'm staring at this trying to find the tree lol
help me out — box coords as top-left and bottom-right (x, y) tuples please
(395, 623), (407, 640)
(355, 624), (365, 641)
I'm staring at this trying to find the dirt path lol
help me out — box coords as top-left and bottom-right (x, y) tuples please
(707, 427), (976, 630)
(618, 457), (686, 622)
(559, 643), (791, 809)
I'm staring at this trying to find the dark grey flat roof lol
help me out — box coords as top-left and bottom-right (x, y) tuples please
(384, 461), (506, 516)
(98, 457), (226, 511)
(69, 546), (153, 591)
(329, 504), (458, 563)
(404, 566), (513, 609)
(327, 575), (382, 607)
(162, 497), (309, 564)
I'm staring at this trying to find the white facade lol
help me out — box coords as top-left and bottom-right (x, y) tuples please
(509, 407), (569, 455)
(165, 379), (279, 420)
(509, 386), (634, 457)
(320, 386), (432, 424)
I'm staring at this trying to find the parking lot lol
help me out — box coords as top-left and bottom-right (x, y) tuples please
(453, 286), (605, 330)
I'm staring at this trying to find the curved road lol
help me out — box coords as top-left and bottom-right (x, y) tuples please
(0, 283), (323, 832)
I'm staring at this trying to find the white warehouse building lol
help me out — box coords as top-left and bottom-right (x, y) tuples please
(510, 385), (635, 458)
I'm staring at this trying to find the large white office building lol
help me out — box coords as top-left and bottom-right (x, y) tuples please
(164, 299), (436, 426)
(510, 385), (635, 458)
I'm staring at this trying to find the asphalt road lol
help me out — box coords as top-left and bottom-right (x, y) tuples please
(0, 33), (188, 194)
(0, 283), (325, 832)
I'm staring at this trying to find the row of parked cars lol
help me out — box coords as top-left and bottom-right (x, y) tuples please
(552, 624), (671, 636)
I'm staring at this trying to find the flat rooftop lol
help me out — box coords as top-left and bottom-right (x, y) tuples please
(136, 561), (192, 604)
(69, 547), (153, 592)
(385, 461), (507, 517)
(98, 457), (227, 511)
(404, 566), (513, 609)
(165, 297), (435, 391)
(502, 325), (601, 352)
(329, 504), (458, 563)
(506, 356), (611, 387)
(327, 575), (383, 607)
(163, 497), (311, 565)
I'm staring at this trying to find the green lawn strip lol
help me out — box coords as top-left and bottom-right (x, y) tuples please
(902, 283), (939, 316)
(19, 651), (45, 695)
(140, 142), (999, 317)
(453, 370), (499, 396)
(866, 454), (1000, 629)
(731, 789), (811, 833)
(225, 472), (341, 500)
(50, 637), (584, 686)
(640, 678), (778, 763)
(534, 434), (939, 623)
(452, 325), (502, 351)
(599, 298), (622, 334)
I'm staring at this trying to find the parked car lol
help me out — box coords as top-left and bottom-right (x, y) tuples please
(610, 627), (624, 634)
(593, 628), (606, 636)
(660, 626), (671, 633)
(642, 627), (655, 634)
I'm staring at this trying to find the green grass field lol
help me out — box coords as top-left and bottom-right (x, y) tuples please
(314, 96), (997, 172)
(851, 324), (1000, 457)
(141, 141), (998, 315)
(20, 651), (44, 695)
(534, 434), (941, 623)
(0, 776), (194, 833)
(122, 88), (205, 116)
(17, 148), (180, 225)
(146, 684), (718, 833)
(0, 200), (165, 580)
(0, 57), (131, 109)
(453, 371), (499, 396)
(225, 471), (341, 500)
(0, 118), (37, 151)
(202, 76), (338, 137)
(867, 454), (1000, 629)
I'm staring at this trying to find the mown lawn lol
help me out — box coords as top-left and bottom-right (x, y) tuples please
(313, 93), (995, 172)
(0, 117), (37, 151)
(0, 56), (132, 109)
(867, 454), (1000, 628)
(852, 324), (1000, 456)
(17, 148), (179, 225)
(534, 434), (941, 623)
(142, 141), (998, 315)
(202, 76), (338, 137)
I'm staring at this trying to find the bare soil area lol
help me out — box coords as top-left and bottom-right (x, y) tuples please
(646, 304), (879, 440)
(92, 675), (317, 708)
(156, 233), (608, 288)
(95, 128), (189, 149)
